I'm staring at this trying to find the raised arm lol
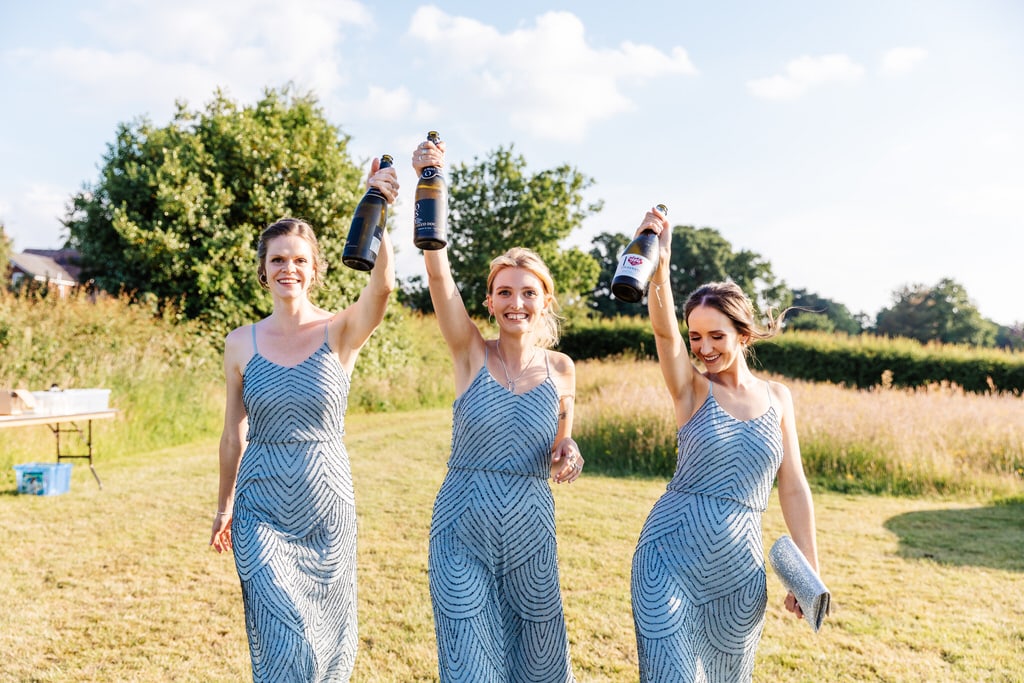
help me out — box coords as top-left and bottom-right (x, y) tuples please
(642, 208), (702, 427)
(414, 140), (485, 392)
(333, 158), (398, 373)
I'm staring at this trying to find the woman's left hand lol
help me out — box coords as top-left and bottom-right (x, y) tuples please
(366, 156), (400, 203)
(784, 591), (804, 618)
(551, 437), (583, 484)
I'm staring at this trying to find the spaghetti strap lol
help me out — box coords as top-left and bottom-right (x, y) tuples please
(251, 324), (259, 355)
(765, 380), (774, 411)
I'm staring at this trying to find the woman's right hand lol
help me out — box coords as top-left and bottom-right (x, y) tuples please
(366, 157), (400, 204)
(636, 206), (671, 241)
(210, 512), (233, 553)
(412, 138), (446, 174)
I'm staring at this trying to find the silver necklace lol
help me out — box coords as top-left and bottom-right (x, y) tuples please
(495, 340), (538, 392)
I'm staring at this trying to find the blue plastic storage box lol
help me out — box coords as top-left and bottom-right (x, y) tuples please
(13, 462), (72, 495)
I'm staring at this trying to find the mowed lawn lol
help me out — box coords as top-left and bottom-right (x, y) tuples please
(1, 408), (1022, 682)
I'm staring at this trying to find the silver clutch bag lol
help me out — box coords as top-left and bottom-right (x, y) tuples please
(768, 535), (831, 632)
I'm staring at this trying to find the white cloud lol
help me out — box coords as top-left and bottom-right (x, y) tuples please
(747, 54), (865, 100)
(359, 86), (440, 123)
(0, 183), (70, 250)
(405, 7), (697, 142)
(13, 0), (374, 115)
(880, 47), (928, 77)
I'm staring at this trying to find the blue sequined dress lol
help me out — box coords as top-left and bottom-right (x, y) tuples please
(429, 350), (575, 682)
(232, 323), (358, 682)
(631, 382), (784, 682)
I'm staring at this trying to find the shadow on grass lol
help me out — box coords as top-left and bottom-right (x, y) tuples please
(884, 501), (1024, 572)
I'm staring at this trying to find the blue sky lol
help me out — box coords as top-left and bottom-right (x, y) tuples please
(1, 1), (1022, 325)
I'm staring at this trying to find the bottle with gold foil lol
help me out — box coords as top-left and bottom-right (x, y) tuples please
(610, 204), (668, 303)
(343, 154), (393, 271)
(413, 131), (448, 250)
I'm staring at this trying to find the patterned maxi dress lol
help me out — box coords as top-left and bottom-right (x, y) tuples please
(232, 324), (358, 682)
(429, 350), (575, 682)
(631, 382), (784, 682)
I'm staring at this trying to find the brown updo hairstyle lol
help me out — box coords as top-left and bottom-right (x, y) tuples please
(256, 218), (328, 290)
(486, 247), (562, 349)
(683, 281), (790, 357)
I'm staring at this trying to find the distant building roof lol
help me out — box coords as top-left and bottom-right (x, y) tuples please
(9, 251), (78, 286)
(23, 248), (82, 281)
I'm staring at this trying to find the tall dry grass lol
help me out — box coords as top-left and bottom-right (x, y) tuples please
(574, 357), (1024, 499)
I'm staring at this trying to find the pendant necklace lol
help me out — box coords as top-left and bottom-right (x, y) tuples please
(495, 340), (537, 392)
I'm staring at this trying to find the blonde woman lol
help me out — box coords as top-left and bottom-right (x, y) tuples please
(414, 141), (582, 681)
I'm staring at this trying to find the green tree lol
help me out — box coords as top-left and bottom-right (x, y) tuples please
(63, 85), (369, 337)
(786, 288), (863, 335)
(995, 322), (1024, 351)
(587, 231), (634, 317)
(875, 278), (999, 347)
(590, 224), (788, 321)
(415, 145), (602, 318)
(0, 224), (11, 288)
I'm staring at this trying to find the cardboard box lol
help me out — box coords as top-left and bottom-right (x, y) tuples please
(13, 463), (73, 495)
(0, 389), (36, 416)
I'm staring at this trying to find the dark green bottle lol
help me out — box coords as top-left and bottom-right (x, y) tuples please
(343, 154), (393, 271)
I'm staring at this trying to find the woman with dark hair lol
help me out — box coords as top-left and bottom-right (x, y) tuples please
(629, 207), (820, 682)
(209, 158), (398, 682)
(413, 139), (582, 682)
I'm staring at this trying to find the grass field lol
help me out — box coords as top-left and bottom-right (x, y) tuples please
(2, 408), (1022, 682)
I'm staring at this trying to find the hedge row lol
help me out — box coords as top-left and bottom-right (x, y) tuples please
(558, 320), (1024, 394)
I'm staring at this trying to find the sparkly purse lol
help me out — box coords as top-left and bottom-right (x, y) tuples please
(768, 535), (831, 632)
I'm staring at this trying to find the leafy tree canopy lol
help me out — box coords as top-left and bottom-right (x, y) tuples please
(0, 224), (11, 282)
(413, 145), (603, 318)
(590, 223), (789, 322)
(63, 85), (370, 338)
(786, 288), (864, 335)
(875, 277), (999, 347)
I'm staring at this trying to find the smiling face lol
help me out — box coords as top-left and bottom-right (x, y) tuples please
(487, 267), (548, 335)
(263, 234), (316, 300)
(686, 304), (749, 373)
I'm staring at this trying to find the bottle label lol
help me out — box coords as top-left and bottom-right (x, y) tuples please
(414, 198), (440, 229)
(420, 167), (442, 180)
(616, 253), (653, 279)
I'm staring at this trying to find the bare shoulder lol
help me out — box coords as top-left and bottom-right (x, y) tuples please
(224, 323), (256, 372)
(224, 324), (251, 354)
(767, 379), (797, 421)
(546, 349), (575, 375)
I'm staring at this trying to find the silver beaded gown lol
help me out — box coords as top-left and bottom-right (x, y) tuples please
(429, 349), (575, 682)
(631, 382), (784, 682)
(232, 323), (358, 682)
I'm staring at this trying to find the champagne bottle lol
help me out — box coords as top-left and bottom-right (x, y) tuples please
(413, 131), (448, 250)
(610, 204), (668, 303)
(342, 154), (393, 271)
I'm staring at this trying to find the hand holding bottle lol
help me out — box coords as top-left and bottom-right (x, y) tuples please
(365, 156), (400, 204)
(412, 135), (446, 174)
(343, 154), (394, 271)
(412, 131), (449, 250)
(611, 204), (669, 303)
